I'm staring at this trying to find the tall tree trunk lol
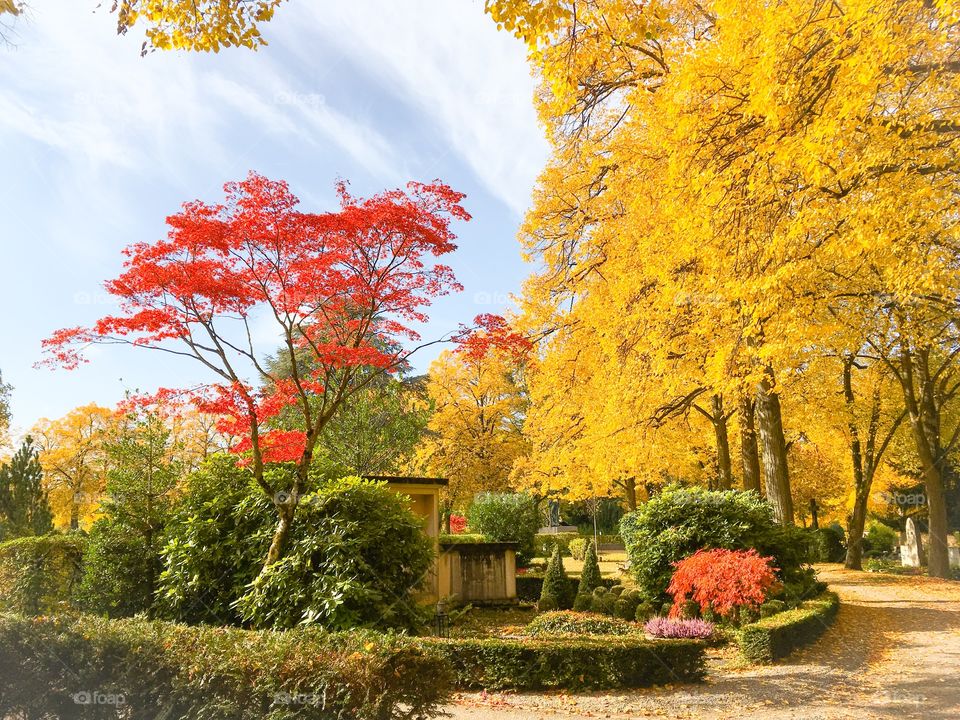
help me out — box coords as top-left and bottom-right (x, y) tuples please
(755, 369), (794, 525)
(263, 500), (296, 571)
(623, 477), (637, 511)
(899, 348), (951, 578)
(739, 395), (762, 492)
(845, 485), (871, 570)
(842, 355), (867, 570)
(711, 395), (734, 490)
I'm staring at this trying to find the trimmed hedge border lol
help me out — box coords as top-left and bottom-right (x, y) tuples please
(0, 535), (84, 615)
(0, 613), (450, 720)
(516, 574), (617, 602)
(739, 591), (839, 663)
(420, 635), (706, 690)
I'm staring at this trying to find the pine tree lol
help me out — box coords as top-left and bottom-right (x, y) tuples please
(540, 546), (572, 610)
(577, 540), (602, 596)
(0, 436), (54, 539)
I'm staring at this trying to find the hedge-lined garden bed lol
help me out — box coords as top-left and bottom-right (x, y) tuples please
(420, 635), (706, 690)
(738, 591), (840, 663)
(0, 613), (450, 720)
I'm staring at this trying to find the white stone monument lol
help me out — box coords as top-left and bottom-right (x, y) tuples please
(899, 517), (925, 568)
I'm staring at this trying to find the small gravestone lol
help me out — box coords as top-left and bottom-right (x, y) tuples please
(900, 517), (925, 567)
(949, 547), (960, 569)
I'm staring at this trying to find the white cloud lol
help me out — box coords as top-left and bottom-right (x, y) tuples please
(291, 0), (549, 214)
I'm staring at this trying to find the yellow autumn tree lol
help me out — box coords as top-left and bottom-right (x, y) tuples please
(501, 0), (960, 576)
(33, 404), (116, 530)
(107, 0), (283, 54)
(416, 344), (529, 526)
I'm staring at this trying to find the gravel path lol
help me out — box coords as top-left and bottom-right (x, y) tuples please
(441, 566), (960, 719)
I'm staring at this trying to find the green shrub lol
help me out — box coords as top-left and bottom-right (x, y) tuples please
(515, 574), (615, 602)
(572, 592), (592, 611)
(635, 601), (656, 622)
(591, 587), (616, 615)
(774, 574), (824, 606)
(759, 599), (786, 618)
(538, 594), (559, 611)
(0, 613), (450, 720)
(469, 493), (540, 564)
(540, 547), (573, 610)
(812, 522), (846, 562)
(620, 485), (813, 600)
(236, 477), (434, 631)
(577, 540), (603, 596)
(864, 521), (898, 558)
(610, 584), (625, 597)
(157, 455), (274, 625)
(420, 635), (705, 690)
(0, 534), (84, 615)
(160, 461), (432, 631)
(660, 602), (674, 617)
(569, 538), (588, 560)
(525, 610), (636, 637)
(76, 520), (157, 617)
(739, 592), (839, 663)
(614, 589), (642, 620)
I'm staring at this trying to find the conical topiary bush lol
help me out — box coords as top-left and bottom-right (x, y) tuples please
(577, 540), (602, 596)
(540, 546), (573, 609)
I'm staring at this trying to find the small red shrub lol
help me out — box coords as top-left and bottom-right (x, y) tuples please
(448, 514), (467, 534)
(667, 548), (780, 619)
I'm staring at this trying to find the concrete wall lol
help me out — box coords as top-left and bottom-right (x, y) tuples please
(438, 543), (518, 605)
(385, 482), (441, 602)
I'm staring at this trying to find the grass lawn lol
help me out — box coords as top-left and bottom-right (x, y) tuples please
(560, 550), (629, 579)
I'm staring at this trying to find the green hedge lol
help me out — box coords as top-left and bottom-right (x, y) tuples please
(739, 591), (839, 663)
(0, 535), (84, 615)
(0, 613), (450, 720)
(420, 635), (705, 690)
(517, 574), (616, 602)
(439, 533), (488, 544)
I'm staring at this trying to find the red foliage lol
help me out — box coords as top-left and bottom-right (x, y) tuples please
(453, 314), (532, 363)
(667, 549), (781, 619)
(42, 172), (469, 470)
(448, 514), (467, 534)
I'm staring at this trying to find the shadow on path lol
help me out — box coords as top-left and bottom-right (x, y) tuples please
(443, 566), (960, 720)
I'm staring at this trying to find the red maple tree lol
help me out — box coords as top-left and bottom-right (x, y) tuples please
(453, 313), (532, 362)
(667, 548), (781, 619)
(43, 171), (469, 570)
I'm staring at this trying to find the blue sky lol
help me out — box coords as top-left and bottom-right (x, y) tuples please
(0, 0), (548, 438)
